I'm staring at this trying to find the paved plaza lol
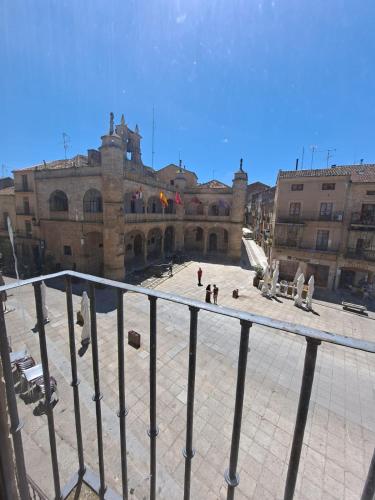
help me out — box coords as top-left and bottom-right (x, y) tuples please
(3, 261), (375, 499)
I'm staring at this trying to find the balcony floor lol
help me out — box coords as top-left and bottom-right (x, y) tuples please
(4, 262), (375, 499)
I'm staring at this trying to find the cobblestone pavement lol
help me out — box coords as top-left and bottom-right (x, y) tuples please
(3, 261), (375, 499)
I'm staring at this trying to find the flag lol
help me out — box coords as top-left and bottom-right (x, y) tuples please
(160, 191), (168, 207)
(175, 192), (182, 205)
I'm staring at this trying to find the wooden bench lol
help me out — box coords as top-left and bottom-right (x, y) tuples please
(342, 301), (367, 314)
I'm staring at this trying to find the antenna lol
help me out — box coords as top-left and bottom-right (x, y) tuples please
(326, 148), (336, 167)
(62, 132), (70, 160)
(301, 146), (305, 169)
(151, 106), (155, 169)
(310, 145), (317, 170)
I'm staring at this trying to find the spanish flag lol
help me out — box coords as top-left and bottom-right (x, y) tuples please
(160, 191), (168, 207)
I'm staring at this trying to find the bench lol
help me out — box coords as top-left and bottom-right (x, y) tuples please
(342, 301), (367, 314)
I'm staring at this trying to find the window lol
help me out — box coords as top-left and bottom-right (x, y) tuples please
(322, 183), (335, 190)
(22, 175), (28, 191)
(316, 230), (329, 251)
(170, 179), (174, 186)
(3, 212), (8, 229)
(196, 227), (203, 241)
(291, 184), (303, 191)
(83, 189), (102, 213)
(25, 221), (32, 238)
(289, 202), (301, 216)
(23, 197), (30, 214)
(366, 191), (375, 195)
(50, 190), (68, 211)
(63, 245), (72, 256)
(319, 202), (333, 220)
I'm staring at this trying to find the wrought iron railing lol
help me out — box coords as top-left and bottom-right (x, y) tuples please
(351, 212), (375, 225)
(0, 270), (375, 500)
(27, 474), (49, 500)
(346, 247), (375, 261)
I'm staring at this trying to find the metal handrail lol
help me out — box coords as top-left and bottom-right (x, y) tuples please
(0, 270), (374, 353)
(1, 270), (374, 500)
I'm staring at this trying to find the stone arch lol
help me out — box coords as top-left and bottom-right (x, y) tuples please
(83, 188), (102, 213)
(82, 231), (103, 275)
(165, 199), (175, 214)
(124, 230), (146, 268)
(164, 226), (175, 254)
(184, 226), (204, 252)
(147, 196), (163, 214)
(124, 192), (145, 214)
(147, 227), (163, 260)
(185, 201), (204, 216)
(49, 190), (68, 212)
(208, 201), (230, 216)
(207, 227), (229, 253)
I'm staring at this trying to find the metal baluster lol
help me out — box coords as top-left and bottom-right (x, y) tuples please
(183, 306), (199, 500)
(0, 303), (29, 500)
(225, 320), (252, 500)
(284, 337), (321, 500)
(33, 282), (61, 499)
(148, 296), (159, 500)
(89, 283), (106, 498)
(361, 447), (375, 500)
(65, 276), (85, 476)
(117, 289), (129, 500)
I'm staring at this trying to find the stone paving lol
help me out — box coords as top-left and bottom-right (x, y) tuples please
(3, 261), (375, 499)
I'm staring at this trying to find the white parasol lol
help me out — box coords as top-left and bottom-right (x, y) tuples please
(306, 275), (315, 310)
(294, 273), (305, 307)
(270, 262), (279, 297)
(41, 281), (49, 323)
(261, 265), (271, 296)
(293, 264), (303, 284)
(80, 292), (91, 344)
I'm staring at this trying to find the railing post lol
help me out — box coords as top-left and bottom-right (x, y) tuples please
(0, 302), (29, 500)
(183, 306), (199, 500)
(225, 319), (252, 500)
(117, 289), (129, 500)
(148, 295), (159, 500)
(65, 276), (85, 477)
(88, 283), (106, 498)
(361, 447), (375, 500)
(284, 337), (321, 500)
(33, 282), (62, 499)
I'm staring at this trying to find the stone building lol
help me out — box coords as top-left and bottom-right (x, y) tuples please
(6, 113), (247, 280)
(271, 164), (375, 289)
(248, 186), (276, 258)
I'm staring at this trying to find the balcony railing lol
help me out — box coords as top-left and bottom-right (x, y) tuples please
(351, 212), (375, 225)
(123, 212), (177, 223)
(83, 212), (103, 223)
(274, 239), (339, 253)
(184, 214), (231, 222)
(16, 210), (35, 216)
(1, 270), (375, 500)
(346, 247), (375, 262)
(14, 186), (33, 193)
(277, 212), (344, 224)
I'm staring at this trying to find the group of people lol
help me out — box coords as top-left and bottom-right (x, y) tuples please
(197, 267), (219, 304)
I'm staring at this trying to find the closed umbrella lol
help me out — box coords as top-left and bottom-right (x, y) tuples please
(261, 265), (271, 296)
(293, 264), (303, 284)
(80, 292), (91, 345)
(306, 275), (315, 310)
(294, 273), (305, 307)
(270, 262), (279, 297)
(41, 281), (49, 323)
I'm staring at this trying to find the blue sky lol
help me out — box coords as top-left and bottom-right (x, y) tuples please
(1, 0), (375, 186)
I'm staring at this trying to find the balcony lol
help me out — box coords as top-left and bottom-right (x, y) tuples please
(123, 212), (178, 223)
(274, 239), (339, 253)
(351, 212), (375, 226)
(277, 212), (344, 224)
(83, 212), (103, 223)
(14, 186), (33, 193)
(184, 214), (231, 222)
(345, 247), (375, 262)
(1, 271), (374, 500)
(15, 230), (33, 239)
(16, 209), (35, 216)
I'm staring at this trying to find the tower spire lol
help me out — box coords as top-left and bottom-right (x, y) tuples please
(121, 114), (125, 126)
(109, 112), (114, 135)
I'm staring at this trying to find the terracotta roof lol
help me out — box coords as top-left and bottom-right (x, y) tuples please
(16, 155), (88, 172)
(278, 164), (375, 182)
(0, 186), (15, 195)
(199, 179), (230, 189)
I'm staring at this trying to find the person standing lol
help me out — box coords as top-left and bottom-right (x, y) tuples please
(213, 284), (219, 305)
(197, 267), (203, 286)
(205, 284), (212, 303)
